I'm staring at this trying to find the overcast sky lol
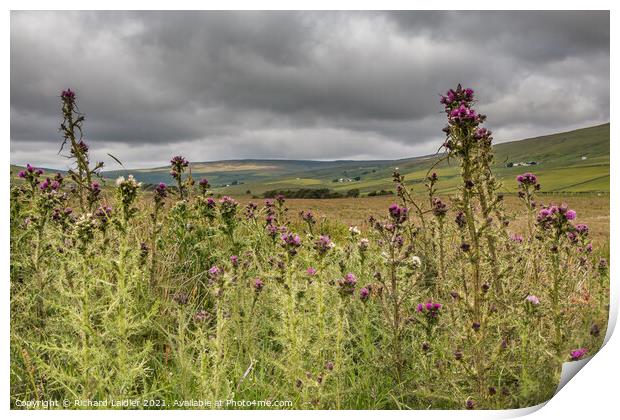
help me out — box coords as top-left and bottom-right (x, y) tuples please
(10, 10), (609, 170)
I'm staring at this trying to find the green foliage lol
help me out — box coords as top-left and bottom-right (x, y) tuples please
(10, 90), (609, 410)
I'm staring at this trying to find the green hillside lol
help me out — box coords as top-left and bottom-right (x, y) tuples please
(12, 123), (609, 195)
(215, 123), (610, 195)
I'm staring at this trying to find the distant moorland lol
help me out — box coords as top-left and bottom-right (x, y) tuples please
(106, 123), (609, 195)
(11, 123), (609, 197)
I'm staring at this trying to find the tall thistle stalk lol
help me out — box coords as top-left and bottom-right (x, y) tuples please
(59, 89), (103, 212)
(368, 203), (410, 380)
(517, 173), (542, 282)
(439, 85), (499, 392)
(150, 183), (168, 285)
(535, 202), (579, 357)
(170, 156), (190, 199)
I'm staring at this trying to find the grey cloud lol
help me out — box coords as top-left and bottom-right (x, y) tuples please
(10, 10), (609, 169)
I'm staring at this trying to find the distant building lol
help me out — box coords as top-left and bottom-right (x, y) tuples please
(506, 161), (538, 168)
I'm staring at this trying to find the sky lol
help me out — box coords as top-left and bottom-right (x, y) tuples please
(10, 10), (610, 170)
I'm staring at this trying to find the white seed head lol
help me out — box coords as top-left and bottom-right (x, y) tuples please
(349, 226), (361, 235)
(411, 256), (422, 268)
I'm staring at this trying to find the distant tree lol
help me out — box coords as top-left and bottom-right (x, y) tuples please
(263, 188), (344, 199)
(346, 188), (360, 198)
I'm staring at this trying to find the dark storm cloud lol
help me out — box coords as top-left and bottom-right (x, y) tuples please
(10, 10), (609, 168)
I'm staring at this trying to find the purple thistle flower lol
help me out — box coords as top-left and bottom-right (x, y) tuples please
(455, 211), (467, 228)
(208, 265), (221, 278)
(417, 300), (442, 321)
(170, 155), (189, 168)
(244, 202), (258, 219)
(230, 255), (239, 267)
(525, 295), (540, 305)
(154, 182), (167, 199)
(516, 172), (538, 186)
(566, 209), (577, 220)
(253, 278), (264, 293)
(575, 224), (589, 235)
(359, 287), (370, 301)
(314, 235), (334, 255)
(510, 233), (524, 243)
(195, 309), (210, 322)
(266, 224), (279, 239)
(300, 210), (315, 224)
(474, 127), (492, 140)
(170, 155), (189, 181)
(306, 267), (317, 276)
(198, 178), (210, 194)
(61, 88), (76, 101)
(172, 292), (189, 305)
(569, 348), (588, 361)
(219, 195), (238, 206)
(280, 231), (302, 255)
(431, 197), (448, 217)
(74, 140), (89, 154)
(337, 273), (358, 296)
(388, 203), (408, 224)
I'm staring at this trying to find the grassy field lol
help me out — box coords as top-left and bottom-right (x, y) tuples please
(11, 177), (609, 409)
(243, 194), (610, 251)
(10, 90), (609, 410)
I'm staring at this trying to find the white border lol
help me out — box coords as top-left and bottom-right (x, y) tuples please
(3, 2), (616, 420)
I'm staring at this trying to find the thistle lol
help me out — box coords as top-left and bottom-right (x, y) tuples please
(170, 155), (190, 199)
(59, 89), (103, 211)
(115, 175), (142, 231)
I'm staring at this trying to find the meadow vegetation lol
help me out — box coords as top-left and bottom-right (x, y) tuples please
(10, 87), (609, 409)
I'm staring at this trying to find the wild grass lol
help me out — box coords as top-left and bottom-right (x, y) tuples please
(10, 87), (609, 410)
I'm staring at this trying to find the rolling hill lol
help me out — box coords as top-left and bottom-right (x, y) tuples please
(12, 123), (609, 195)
